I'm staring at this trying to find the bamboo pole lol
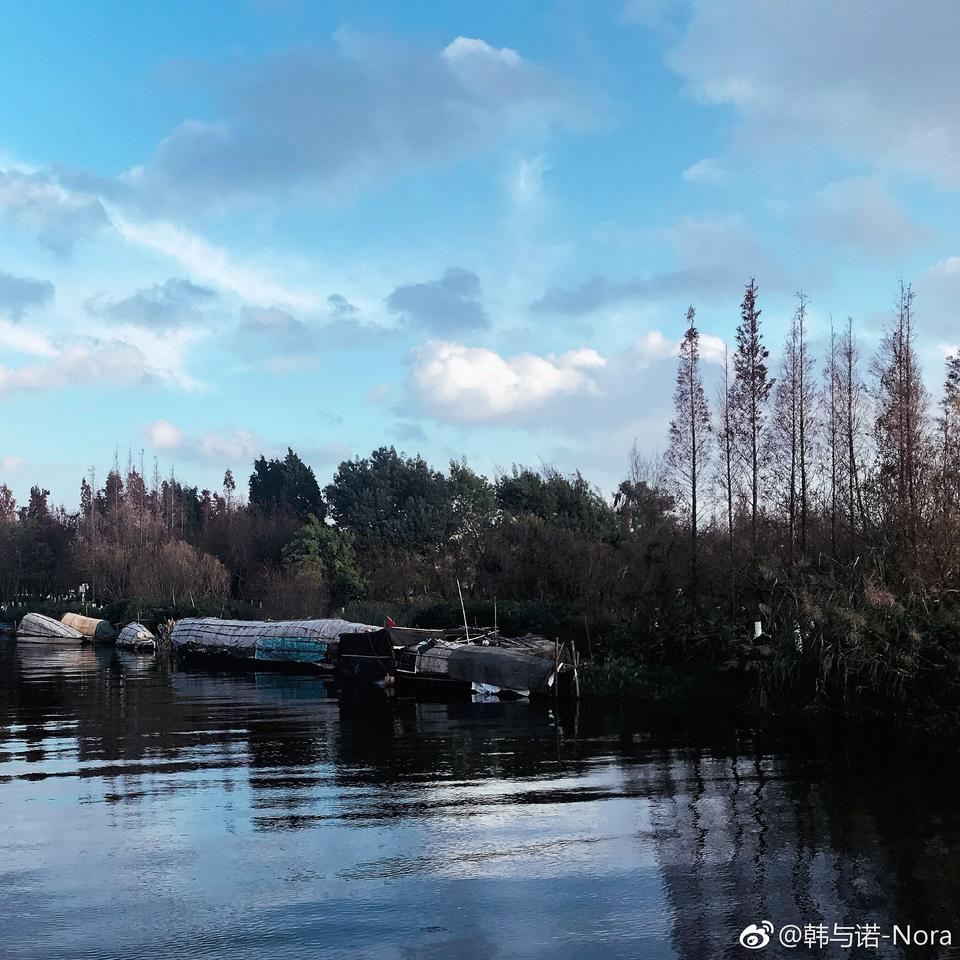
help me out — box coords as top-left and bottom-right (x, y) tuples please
(456, 578), (470, 642)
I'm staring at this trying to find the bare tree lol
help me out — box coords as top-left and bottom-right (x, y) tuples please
(665, 306), (712, 595)
(773, 294), (817, 562)
(840, 318), (868, 555)
(773, 308), (800, 561)
(936, 354), (960, 575)
(824, 317), (841, 557)
(715, 343), (737, 556)
(732, 278), (774, 551)
(872, 282), (928, 567)
(795, 293), (816, 553)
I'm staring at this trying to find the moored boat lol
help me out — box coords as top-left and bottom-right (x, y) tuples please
(170, 617), (379, 672)
(61, 612), (117, 643)
(395, 642), (577, 699)
(116, 622), (157, 652)
(389, 629), (580, 700)
(17, 612), (85, 644)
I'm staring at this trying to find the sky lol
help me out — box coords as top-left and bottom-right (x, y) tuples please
(2, 0), (959, 508)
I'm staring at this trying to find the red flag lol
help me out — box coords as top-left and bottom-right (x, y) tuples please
(385, 616), (397, 628)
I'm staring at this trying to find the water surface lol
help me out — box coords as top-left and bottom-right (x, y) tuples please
(1, 641), (958, 958)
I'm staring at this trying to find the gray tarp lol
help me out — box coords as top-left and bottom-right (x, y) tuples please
(414, 641), (557, 694)
(170, 617), (377, 656)
(17, 612), (84, 641)
(117, 622), (157, 650)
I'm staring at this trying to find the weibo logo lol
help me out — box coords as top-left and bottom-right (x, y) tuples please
(739, 921), (773, 949)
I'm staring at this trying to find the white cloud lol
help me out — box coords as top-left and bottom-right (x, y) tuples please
(441, 36), (522, 68)
(411, 340), (606, 422)
(509, 155), (550, 208)
(2, 158), (317, 313)
(196, 431), (262, 463)
(664, 0), (960, 188)
(681, 157), (728, 184)
(534, 215), (788, 314)
(407, 328), (726, 439)
(365, 382), (393, 405)
(0, 165), (109, 253)
(699, 333), (727, 364)
(144, 419), (263, 465)
(88, 277), (216, 330)
(799, 177), (933, 260)
(917, 256), (960, 338)
(111, 214), (314, 308)
(0, 456), (24, 474)
(0, 341), (154, 399)
(146, 419), (185, 450)
(0, 320), (57, 357)
(121, 31), (588, 213)
(0, 268), (54, 319)
(633, 330), (679, 364)
(81, 322), (205, 392)
(622, 0), (683, 29)
(632, 329), (726, 366)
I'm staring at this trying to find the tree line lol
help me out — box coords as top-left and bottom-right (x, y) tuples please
(3, 276), (960, 715)
(664, 278), (959, 601)
(0, 446), (648, 627)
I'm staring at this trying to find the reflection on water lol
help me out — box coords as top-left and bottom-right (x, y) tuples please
(1, 640), (959, 959)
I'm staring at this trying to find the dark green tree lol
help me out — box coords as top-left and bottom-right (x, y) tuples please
(282, 514), (366, 609)
(249, 448), (325, 522)
(325, 446), (451, 552)
(496, 467), (618, 540)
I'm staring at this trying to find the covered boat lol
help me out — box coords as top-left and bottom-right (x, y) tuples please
(17, 612), (85, 644)
(391, 632), (580, 700)
(61, 612), (117, 642)
(116, 622), (157, 651)
(170, 617), (378, 672)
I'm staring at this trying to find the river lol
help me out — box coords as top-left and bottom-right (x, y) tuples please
(1, 641), (958, 959)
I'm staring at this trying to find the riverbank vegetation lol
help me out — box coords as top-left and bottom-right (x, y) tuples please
(3, 278), (960, 726)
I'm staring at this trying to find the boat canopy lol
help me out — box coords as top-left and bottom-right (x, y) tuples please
(18, 612), (84, 641)
(170, 617), (378, 656)
(61, 612), (116, 641)
(411, 640), (560, 695)
(117, 622), (157, 650)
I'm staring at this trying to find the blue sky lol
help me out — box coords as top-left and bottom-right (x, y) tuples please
(2, 0), (959, 507)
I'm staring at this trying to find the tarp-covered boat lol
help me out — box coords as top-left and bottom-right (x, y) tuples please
(170, 617), (378, 671)
(116, 622), (157, 651)
(61, 612), (117, 642)
(17, 612), (85, 644)
(391, 632), (580, 699)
